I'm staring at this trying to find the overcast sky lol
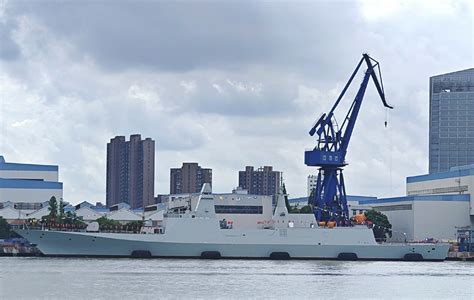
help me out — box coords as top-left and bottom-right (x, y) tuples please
(0, 0), (472, 204)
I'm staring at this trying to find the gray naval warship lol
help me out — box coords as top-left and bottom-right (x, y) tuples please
(15, 184), (449, 261)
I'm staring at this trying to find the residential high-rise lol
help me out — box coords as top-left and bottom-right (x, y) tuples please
(170, 163), (212, 194)
(238, 166), (281, 196)
(106, 134), (155, 209)
(307, 175), (317, 197)
(429, 68), (474, 173)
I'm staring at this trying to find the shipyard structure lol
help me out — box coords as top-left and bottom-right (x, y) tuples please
(1, 66), (473, 254)
(371, 68), (474, 246)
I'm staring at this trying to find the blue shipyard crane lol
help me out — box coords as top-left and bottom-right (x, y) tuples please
(305, 53), (393, 225)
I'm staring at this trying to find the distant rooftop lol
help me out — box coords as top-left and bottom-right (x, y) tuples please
(359, 194), (470, 205)
(407, 164), (474, 184)
(431, 68), (474, 79)
(0, 155), (58, 172)
(289, 195), (377, 204)
(0, 178), (62, 189)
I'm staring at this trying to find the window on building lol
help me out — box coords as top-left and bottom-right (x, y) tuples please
(215, 205), (263, 214)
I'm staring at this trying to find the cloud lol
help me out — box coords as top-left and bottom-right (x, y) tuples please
(0, 0), (472, 204)
(4, 1), (370, 78)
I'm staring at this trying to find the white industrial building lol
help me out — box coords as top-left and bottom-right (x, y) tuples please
(406, 164), (474, 215)
(358, 164), (474, 242)
(359, 194), (470, 242)
(0, 156), (63, 221)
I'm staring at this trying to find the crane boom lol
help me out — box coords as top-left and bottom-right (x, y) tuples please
(305, 53), (393, 225)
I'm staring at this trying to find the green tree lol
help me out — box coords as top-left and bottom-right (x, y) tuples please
(289, 205), (313, 214)
(308, 188), (315, 206)
(299, 205), (313, 214)
(125, 220), (144, 232)
(63, 211), (85, 226)
(365, 209), (392, 242)
(96, 216), (121, 229)
(0, 216), (11, 239)
(47, 196), (58, 222)
(59, 198), (65, 220)
(125, 220), (144, 228)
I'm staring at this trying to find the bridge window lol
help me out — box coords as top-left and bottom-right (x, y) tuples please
(215, 205), (263, 214)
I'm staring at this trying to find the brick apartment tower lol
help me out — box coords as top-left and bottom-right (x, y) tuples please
(106, 134), (155, 209)
(170, 163), (212, 194)
(238, 166), (281, 195)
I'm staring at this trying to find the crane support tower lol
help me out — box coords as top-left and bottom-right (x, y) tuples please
(305, 53), (393, 226)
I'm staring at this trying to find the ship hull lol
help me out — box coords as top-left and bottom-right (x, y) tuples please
(15, 228), (449, 261)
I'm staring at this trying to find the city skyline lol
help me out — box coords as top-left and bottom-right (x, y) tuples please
(1, 1), (472, 205)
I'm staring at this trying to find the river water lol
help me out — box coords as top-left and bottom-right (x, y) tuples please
(0, 257), (472, 299)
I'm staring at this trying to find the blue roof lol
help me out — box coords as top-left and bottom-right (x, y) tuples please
(0, 178), (63, 189)
(407, 167), (474, 183)
(289, 195), (377, 204)
(359, 194), (470, 205)
(289, 197), (308, 203)
(347, 195), (377, 202)
(0, 156), (58, 172)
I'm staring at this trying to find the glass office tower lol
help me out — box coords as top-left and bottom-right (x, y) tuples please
(429, 68), (474, 173)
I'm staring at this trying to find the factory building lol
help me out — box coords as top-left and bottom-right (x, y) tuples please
(0, 156), (63, 220)
(406, 164), (474, 215)
(359, 194), (470, 242)
(357, 164), (474, 242)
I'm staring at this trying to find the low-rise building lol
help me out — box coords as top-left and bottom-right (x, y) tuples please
(359, 194), (470, 242)
(406, 164), (474, 216)
(356, 164), (474, 242)
(0, 156), (63, 222)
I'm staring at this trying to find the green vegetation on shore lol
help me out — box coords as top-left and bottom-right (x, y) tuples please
(0, 216), (11, 239)
(365, 209), (392, 242)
